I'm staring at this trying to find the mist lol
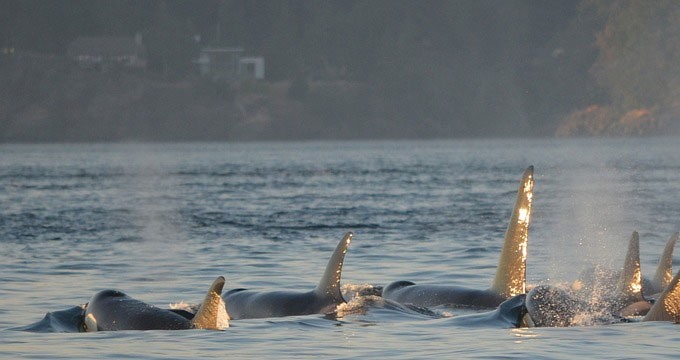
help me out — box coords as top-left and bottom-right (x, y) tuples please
(1, 0), (679, 142)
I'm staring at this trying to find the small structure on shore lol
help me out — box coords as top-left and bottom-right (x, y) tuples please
(195, 47), (265, 81)
(67, 33), (147, 71)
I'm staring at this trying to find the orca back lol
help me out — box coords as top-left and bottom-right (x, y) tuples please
(223, 233), (353, 319)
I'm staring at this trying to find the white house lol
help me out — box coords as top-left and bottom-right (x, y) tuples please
(239, 56), (265, 80)
(67, 33), (147, 70)
(195, 47), (265, 81)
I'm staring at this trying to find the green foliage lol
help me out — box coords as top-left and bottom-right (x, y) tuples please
(10, 0), (678, 138)
(239, 78), (270, 95)
(195, 78), (235, 101)
(287, 75), (309, 100)
(589, 0), (680, 110)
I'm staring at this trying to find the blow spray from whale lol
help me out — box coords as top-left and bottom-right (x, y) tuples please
(525, 231), (679, 327)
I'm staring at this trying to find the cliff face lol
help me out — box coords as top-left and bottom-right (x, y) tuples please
(555, 105), (678, 137)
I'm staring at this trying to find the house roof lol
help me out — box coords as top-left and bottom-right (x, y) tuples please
(67, 36), (146, 57)
(200, 47), (244, 54)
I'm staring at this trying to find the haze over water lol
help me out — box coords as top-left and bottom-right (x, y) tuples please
(1, 138), (680, 358)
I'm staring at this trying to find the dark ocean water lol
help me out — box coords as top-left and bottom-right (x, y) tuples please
(2, 138), (680, 358)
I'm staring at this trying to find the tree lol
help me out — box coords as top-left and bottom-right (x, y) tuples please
(144, 0), (195, 77)
(588, 0), (680, 110)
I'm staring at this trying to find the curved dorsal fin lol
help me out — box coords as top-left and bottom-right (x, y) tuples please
(314, 232), (353, 303)
(192, 276), (229, 330)
(491, 166), (533, 298)
(615, 231), (644, 303)
(644, 268), (680, 322)
(652, 232), (679, 293)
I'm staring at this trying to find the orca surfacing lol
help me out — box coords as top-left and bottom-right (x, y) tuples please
(382, 166), (534, 309)
(222, 232), (353, 319)
(84, 276), (228, 331)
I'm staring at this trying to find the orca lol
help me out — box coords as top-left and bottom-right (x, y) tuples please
(612, 231), (655, 317)
(445, 294), (528, 328)
(382, 166), (534, 309)
(525, 284), (585, 327)
(570, 231), (679, 317)
(572, 232), (678, 302)
(647, 232), (678, 295)
(14, 305), (87, 333)
(337, 290), (526, 328)
(222, 232), (352, 319)
(525, 231), (657, 326)
(642, 266), (680, 322)
(335, 294), (440, 319)
(83, 276), (228, 331)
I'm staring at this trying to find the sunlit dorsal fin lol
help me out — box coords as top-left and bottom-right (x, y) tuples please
(615, 231), (644, 303)
(191, 276), (229, 330)
(643, 268), (680, 322)
(653, 232), (679, 293)
(314, 232), (352, 303)
(491, 166), (533, 298)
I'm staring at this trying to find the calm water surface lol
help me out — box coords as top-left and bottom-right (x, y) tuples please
(1, 138), (680, 358)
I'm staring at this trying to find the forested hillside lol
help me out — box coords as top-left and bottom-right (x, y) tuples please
(1, 0), (679, 141)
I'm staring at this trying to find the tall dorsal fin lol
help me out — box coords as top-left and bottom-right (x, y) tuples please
(652, 232), (679, 293)
(491, 166), (533, 298)
(314, 232), (352, 303)
(643, 268), (680, 322)
(192, 276), (229, 330)
(615, 231), (644, 303)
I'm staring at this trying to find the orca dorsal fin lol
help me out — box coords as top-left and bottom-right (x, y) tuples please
(491, 166), (533, 298)
(314, 232), (352, 303)
(615, 231), (645, 303)
(191, 276), (229, 330)
(652, 232), (678, 293)
(644, 268), (680, 322)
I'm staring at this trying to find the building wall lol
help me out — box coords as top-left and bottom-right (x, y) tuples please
(239, 57), (265, 80)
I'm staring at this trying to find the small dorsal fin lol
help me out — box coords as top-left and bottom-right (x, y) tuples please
(643, 268), (680, 322)
(314, 232), (353, 303)
(491, 166), (533, 298)
(652, 232), (679, 293)
(615, 231), (644, 303)
(191, 276), (229, 330)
